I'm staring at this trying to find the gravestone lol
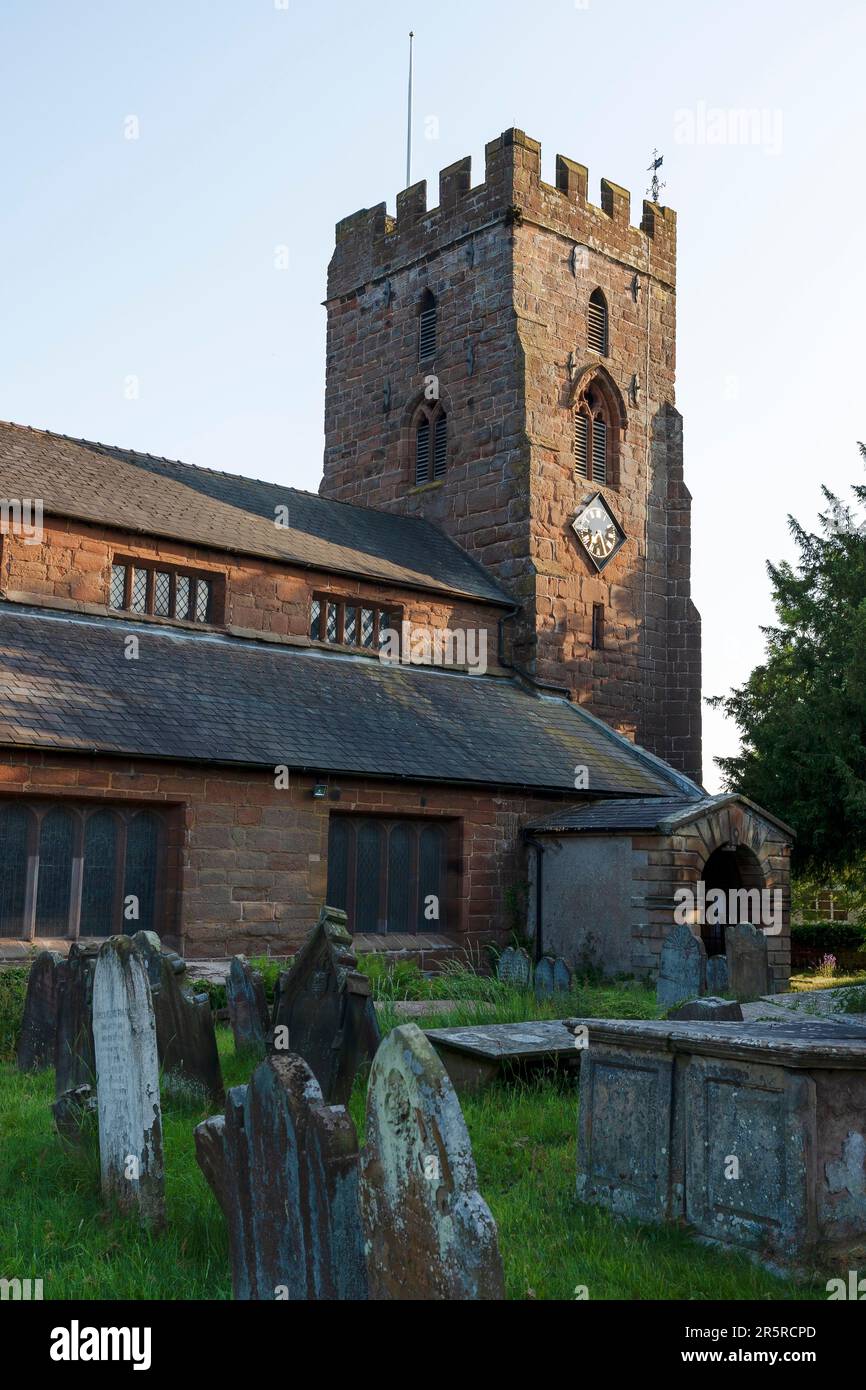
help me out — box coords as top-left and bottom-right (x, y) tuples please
(657, 924), (706, 1009)
(361, 1023), (505, 1300)
(726, 923), (770, 1001)
(132, 931), (222, 1101)
(17, 951), (66, 1071)
(92, 937), (165, 1230)
(667, 997), (743, 1023)
(496, 946), (517, 983)
(270, 906), (380, 1105)
(54, 941), (100, 1096)
(512, 948), (531, 988)
(534, 956), (555, 1000)
(226, 956), (270, 1056)
(706, 954), (729, 995)
(553, 957), (572, 993)
(195, 1053), (366, 1300)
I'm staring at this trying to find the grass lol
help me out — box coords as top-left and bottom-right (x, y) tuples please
(0, 979), (831, 1301)
(789, 968), (866, 993)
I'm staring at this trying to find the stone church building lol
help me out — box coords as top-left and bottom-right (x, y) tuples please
(0, 128), (791, 985)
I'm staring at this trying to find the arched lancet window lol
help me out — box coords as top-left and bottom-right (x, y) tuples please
(35, 807), (75, 936)
(418, 289), (437, 361)
(80, 809), (118, 938)
(0, 805), (30, 938)
(414, 402), (448, 485)
(124, 810), (161, 934)
(588, 288), (608, 355)
(573, 384), (609, 485)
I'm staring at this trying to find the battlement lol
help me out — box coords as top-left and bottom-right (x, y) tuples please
(330, 128), (676, 297)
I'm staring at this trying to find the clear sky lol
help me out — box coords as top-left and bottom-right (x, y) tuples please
(2, 0), (864, 788)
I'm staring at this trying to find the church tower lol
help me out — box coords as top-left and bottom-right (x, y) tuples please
(320, 128), (702, 784)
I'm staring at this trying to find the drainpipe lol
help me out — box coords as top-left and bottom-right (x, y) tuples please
(523, 833), (545, 964)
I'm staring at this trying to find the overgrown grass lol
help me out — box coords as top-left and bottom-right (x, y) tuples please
(789, 968), (866, 993)
(0, 982), (831, 1301)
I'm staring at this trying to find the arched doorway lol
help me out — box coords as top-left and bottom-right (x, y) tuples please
(699, 845), (765, 956)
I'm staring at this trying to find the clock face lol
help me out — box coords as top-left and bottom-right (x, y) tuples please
(572, 493), (626, 571)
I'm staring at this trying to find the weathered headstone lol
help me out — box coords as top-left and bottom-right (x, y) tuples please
(132, 931), (222, 1101)
(512, 947), (531, 988)
(657, 924), (706, 1008)
(726, 923), (770, 1002)
(17, 951), (66, 1071)
(226, 955), (270, 1056)
(361, 1023), (505, 1300)
(92, 937), (164, 1230)
(195, 1053), (366, 1300)
(54, 941), (100, 1096)
(270, 905), (380, 1105)
(534, 956), (555, 1000)
(706, 954), (729, 995)
(667, 996), (744, 1023)
(496, 946), (517, 983)
(553, 957), (572, 993)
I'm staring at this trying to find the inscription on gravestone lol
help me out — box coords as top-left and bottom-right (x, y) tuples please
(92, 937), (165, 1231)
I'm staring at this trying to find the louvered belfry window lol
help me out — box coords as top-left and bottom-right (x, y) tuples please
(418, 290), (437, 361)
(592, 417), (608, 485)
(574, 411), (589, 478)
(588, 289), (608, 355)
(414, 404), (447, 485)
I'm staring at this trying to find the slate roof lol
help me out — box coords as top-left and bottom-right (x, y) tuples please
(527, 793), (793, 837)
(0, 607), (695, 797)
(0, 421), (510, 606)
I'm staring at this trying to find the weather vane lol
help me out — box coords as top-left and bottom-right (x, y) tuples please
(646, 149), (665, 204)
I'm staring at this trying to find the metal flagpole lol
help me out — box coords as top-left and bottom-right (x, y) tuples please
(406, 31), (414, 187)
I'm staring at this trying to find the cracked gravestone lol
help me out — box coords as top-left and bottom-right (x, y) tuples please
(726, 922), (770, 1001)
(360, 1022), (505, 1300)
(92, 936), (165, 1231)
(132, 931), (222, 1101)
(657, 924), (706, 1009)
(270, 905), (380, 1105)
(194, 1053), (366, 1300)
(17, 951), (66, 1071)
(226, 956), (270, 1056)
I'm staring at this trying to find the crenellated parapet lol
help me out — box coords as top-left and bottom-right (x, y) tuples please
(328, 128), (676, 299)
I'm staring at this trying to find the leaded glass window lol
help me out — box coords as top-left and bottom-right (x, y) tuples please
(124, 811), (159, 934)
(360, 608), (374, 648)
(34, 808), (74, 936)
(311, 595), (402, 656)
(344, 606), (357, 645)
(154, 571), (171, 617)
(0, 805), (29, 938)
(131, 568), (148, 613)
(310, 598), (321, 640)
(175, 575), (191, 621)
(110, 564), (126, 610)
(80, 810), (118, 937)
(327, 815), (449, 936)
(194, 579), (210, 623)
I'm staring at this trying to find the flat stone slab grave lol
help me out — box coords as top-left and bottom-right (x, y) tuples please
(425, 1020), (581, 1093)
(576, 1015), (866, 1268)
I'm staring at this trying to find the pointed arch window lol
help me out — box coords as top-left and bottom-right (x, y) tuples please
(588, 289), (608, 355)
(414, 402), (448, 485)
(418, 289), (437, 361)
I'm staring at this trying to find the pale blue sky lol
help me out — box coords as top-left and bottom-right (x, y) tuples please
(2, 0), (864, 786)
